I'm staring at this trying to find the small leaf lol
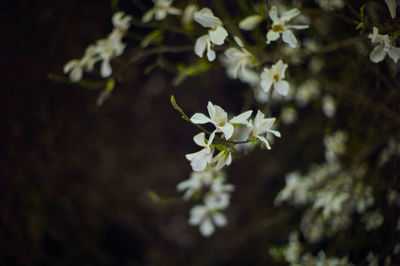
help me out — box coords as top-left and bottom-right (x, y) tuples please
(215, 144), (227, 152)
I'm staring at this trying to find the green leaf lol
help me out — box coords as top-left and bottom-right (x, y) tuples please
(393, 30), (400, 40)
(105, 78), (115, 92)
(215, 144), (227, 152)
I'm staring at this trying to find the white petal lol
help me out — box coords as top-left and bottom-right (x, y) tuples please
(281, 8), (300, 22)
(200, 217), (215, 237)
(213, 212), (227, 227)
(69, 66), (83, 83)
(274, 80), (289, 96)
(230, 110), (253, 124)
(261, 79), (273, 92)
(266, 30), (280, 44)
(256, 136), (271, 150)
(168, 7), (182, 16)
(239, 15), (263, 30)
(193, 132), (207, 147)
(100, 59), (112, 77)
(190, 113), (212, 124)
(282, 30), (297, 48)
(385, 0), (398, 18)
(194, 35), (209, 58)
(387, 47), (400, 63)
(218, 123), (234, 140)
(209, 26), (228, 45)
(206, 41), (216, 61)
(155, 10), (168, 21)
(212, 104), (228, 122)
(370, 45), (387, 63)
(268, 6), (279, 23)
(207, 130), (216, 152)
(233, 36), (244, 47)
(290, 25), (309, 30)
(64, 59), (80, 74)
(191, 149), (213, 171)
(189, 206), (206, 225)
(142, 10), (154, 23)
(194, 8), (221, 28)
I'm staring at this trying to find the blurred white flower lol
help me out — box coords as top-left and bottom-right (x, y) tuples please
(176, 170), (213, 200)
(322, 94), (336, 118)
(295, 79), (320, 106)
(182, 4), (198, 25)
(324, 131), (347, 163)
(189, 203), (227, 237)
(261, 60), (290, 96)
(281, 106), (298, 125)
(368, 27), (400, 63)
(247, 110), (281, 149)
(220, 37), (254, 80)
(204, 177), (234, 209)
(275, 171), (312, 206)
(142, 0), (181, 23)
(362, 211), (384, 231)
(194, 8), (228, 61)
(266, 6), (309, 48)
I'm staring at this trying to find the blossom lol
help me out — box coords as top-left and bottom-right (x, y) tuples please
(266, 6), (308, 48)
(220, 37), (255, 81)
(275, 171), (312, 206)
(185, 132), (214, 171)
(194, 8), (228, 61)
(188, 203), (227, 237)
(112, 11), (132, 31)
(260, 60), (290, 96)
(64, 45), (99, 83)
(142, 0), (182, 23)
(368, 27), (400, 63)
(385, 0), (398, 19)
(190, 102), (252, 146)
(176, 170), (213, 200)
(239, 14), (263, 30)
(322, 94), (336, 118)
(247, 110), (281, 149)
(204, 177), (234, 209)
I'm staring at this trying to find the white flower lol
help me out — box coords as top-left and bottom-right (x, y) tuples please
(260, 60), (290, 96)
(385, 0), (398, 19)
(190, 102), (252, 146)
(185, 132), (214, 171)
(189, 203), (227, 237)
(275, 171), (312, 206)
(112, 11), (132, 31)
(204, 177), (234, 209)
(176, 170), (213, 200)
(368, 27), (400, 63)
(313, 190), (350, 218)
(220, 37), (254, 80)
(247, 110), (281, 149)
(239, 14), (263, 30)
(194, 8), (228, 61)
(280, 106), (298, 125)
(295, 79), (320, 106)
(362, 211), (384, 231)
(324, 131), (347, 163)
(64, 45), (100, 83)
(266, 6), (309, 48)
(322, 94), (336, 118)
(142, 0), (182, 23)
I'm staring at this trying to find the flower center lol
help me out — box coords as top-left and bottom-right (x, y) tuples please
(272, 24), (284, 32)
(273, 74), (280, 82)
(218, 121), (226, 127)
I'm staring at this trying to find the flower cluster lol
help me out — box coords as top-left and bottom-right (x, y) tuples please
(64, 12), (132, 82)
(176, 101), (280, 236)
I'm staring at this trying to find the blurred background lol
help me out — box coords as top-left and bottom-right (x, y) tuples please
(1, 0), (399, 265)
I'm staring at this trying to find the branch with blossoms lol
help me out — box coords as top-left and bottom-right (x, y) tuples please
(56, 0), (400, 264)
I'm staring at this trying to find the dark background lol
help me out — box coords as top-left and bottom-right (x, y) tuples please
(0, 1), (305, 265)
